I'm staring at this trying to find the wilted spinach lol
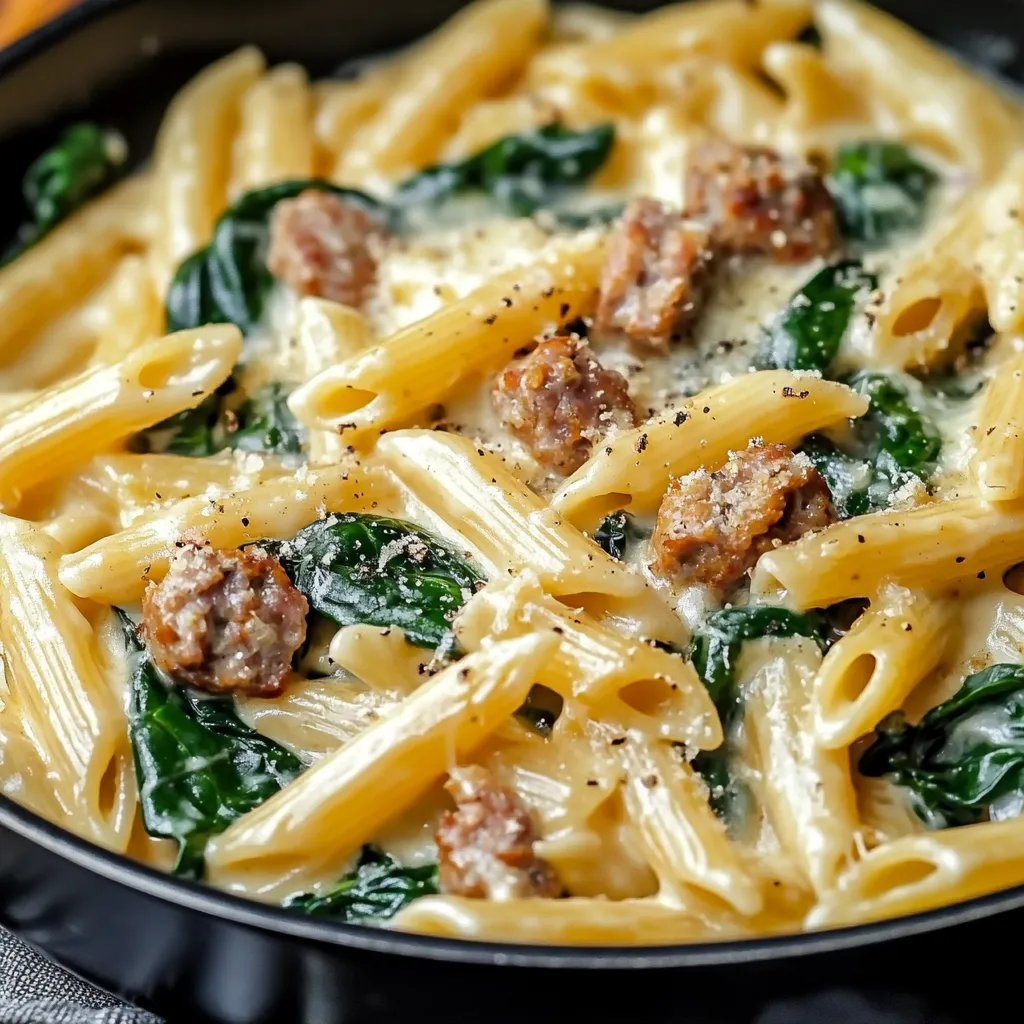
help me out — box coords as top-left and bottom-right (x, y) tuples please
(166, 179), (386, 336)
(515, 684), (564, 736)
(760, 260), (877, 373)
(690, 606), (826, 834)
(800, 372), (941, 517)
(135, 382), (303, 458)
(594, 510), (647, 561)
(829, 141), (938, 245)
(286, 846), (439, 922)
(276, 514), (483, 650)
(120, 611), (303, 878)
(689, 606), (827, 712)
(859, 663), (1024, 829)
(3, 122), (127, 265)
(395, 123), (616, 216)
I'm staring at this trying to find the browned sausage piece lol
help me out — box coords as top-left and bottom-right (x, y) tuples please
(142, 541), (308, 698)
(435, 765), (561, 900)
(684, 140), (837, 262)
(492, 335), (637, 474)
(266, 189), (389, 308)
(652, 441), (836, 590)
(595, 196), (714, 352)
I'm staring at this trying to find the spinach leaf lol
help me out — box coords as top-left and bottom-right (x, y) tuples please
(119, 610), (303, 877)
(286, 846), (439, 922)
(135, 382), (304, 458)
(689, 606), (826, 713)
(277, 514), (484, 650)
(3, 123), (127, 265)
(829, 141), (938, 245)
(594, 510), (647, 561)
(859, 663), (1024, 829)
(166, 248), (222, 334)
(690, 606), (825, 835)
(168, 180), (386, 336)
(800, 371), (941, 517)
(760, 260), (877, 373)
(395, 123), (616, 217)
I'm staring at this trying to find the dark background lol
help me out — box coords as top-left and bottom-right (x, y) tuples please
(0, 1), (1022, 1021)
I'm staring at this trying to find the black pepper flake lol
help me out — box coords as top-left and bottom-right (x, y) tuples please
(484, 314), (497, 325)
(586, 779), (599, 787)
(241, 517), (250, 527)
(673, 411), (688, 427)
(903, 623), (913, 632)
(477, 448), (485, 456)
(636, 433), (649, 453)
(641, 774), (659, 789)
(977, 570), (987, 580)
(541, 287), (554, 298)
(500, 297), (512, 307)
(610, 736), (626, 746)
(702, 406), (710, 414)
(955, 556), (966, 563)
(559, 302), (571, 317)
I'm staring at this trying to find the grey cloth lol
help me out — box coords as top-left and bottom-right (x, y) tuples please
(0, 926), (159, 1024)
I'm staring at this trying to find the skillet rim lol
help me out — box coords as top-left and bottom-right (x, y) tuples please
(2, 0), (1024, 971)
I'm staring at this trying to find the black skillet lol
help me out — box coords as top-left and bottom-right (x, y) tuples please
(0, 2), (1021, 1021)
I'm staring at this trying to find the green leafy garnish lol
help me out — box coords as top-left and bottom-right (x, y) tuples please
(689, 606), (826, 711)
(166, 180), (387, 336)
(286, 846), (439, 922)
(135, 382), (304, 458)
(395, 123), (616, 217)
(120, 610), (303, 878)
(859, 663), (1024, 829)
(800, 372), (941, 517)
(3, 123), (127, 265)
(690, 607), (825, 835)
(276, 514), (484, 650)
(593, 510), (647, 561)
(829, 141), (938, 245)
(760, 260), (877, 373)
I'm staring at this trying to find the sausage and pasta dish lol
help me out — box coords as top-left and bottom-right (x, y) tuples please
(1, 0), (1024, 946)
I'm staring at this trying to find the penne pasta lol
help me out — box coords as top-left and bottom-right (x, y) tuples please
(57, 465), (390, 605)
(0, 327), (242, 507)
(0, 518), (134, 851)
(206, 633), (559, 893)
(288, 241), (606, 444)
(552, 371), (868, 528)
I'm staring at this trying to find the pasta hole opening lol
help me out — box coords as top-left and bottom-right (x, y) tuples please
(859, 857), (938, 899)
(96, 752), (121, 821)
(892, 297), (941, 337)
(618, 677), (677, 718)
(514, 684), (564, 736)
(836, 653), (877, 707)
(135, 354), (183, 390)
(1003, 563), (1024, 596)
(314, 385), (377, 421)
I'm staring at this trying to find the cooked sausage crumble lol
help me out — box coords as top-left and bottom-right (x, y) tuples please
(492, 335), (637, 474)
(435, 765), (562, 899)
(266, 188), (389, 308)
(684, 139), (837, 262)
(595, 196), (715, 352)
(142, 541), (308, 697)
(652, 440), (836, 590)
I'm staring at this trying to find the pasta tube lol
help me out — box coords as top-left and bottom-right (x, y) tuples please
(288, 242), (606, 444)
(0, 326), (242, 506)
(206, 633), (559, 891)
(752, 498), (1024, 608)
(0, 517), (133, 851)
(552, 371), (868, 528)
(58, 465), (389, 604)
(813, 585), (954, 749)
